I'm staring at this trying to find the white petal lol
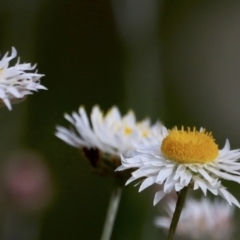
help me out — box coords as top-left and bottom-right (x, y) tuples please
(125, 176), (137, 185)
(175, 183), (185, 192)
(196, 178), (207, 195)
(132, 166), (160, 178)
(197, 167), (214, 183)
(163, 173), (175, 193)
(206, 185), (218, 195)
(180, 170), (192, 186)
(228, 192), (240, 208)
(173, 164), (186, 180)
(221, 139), (230, 152)
(139, 176), (157, 192)
(193, 180), (199, 190)
(156, 167), (174, 184)
(0, 88), (6, 98)
(206, 165), (240, 183)
(219, 188), (232, 206)
(153, 190), (166, 205)
(7, 86), (22, 98)
(3, 98), (11, 110)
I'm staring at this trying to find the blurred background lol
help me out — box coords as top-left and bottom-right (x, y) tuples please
(0, 0), (240, 239)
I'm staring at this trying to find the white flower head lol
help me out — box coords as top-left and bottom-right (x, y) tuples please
(56, 105), (162, 155)
(116, 126), (240, 207)
(0, 47), (47, 110)
(155, 198), (235, 240)
(55, 105), (162, 175)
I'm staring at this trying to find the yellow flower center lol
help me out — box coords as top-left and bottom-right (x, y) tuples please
(142, 131), (149, 137)
(161, 127), (218, 164)
(124, 127), (133, 135)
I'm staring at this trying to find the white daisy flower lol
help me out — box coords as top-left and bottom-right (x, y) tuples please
(55, 105), (162, 174)
(155, 198), (235, 240)
(0, 47), (46, 110)
(116, 126), (240, 207)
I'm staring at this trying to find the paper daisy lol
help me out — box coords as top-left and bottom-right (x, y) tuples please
(155, 198), (235, 240)
(0, 47), (46, 110)
(55, 105), (162, 175)
(116, 126), (240, 207)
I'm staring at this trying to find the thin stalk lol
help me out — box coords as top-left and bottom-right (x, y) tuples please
(167, 187), (188, 240)
(100, 186), (122, 240)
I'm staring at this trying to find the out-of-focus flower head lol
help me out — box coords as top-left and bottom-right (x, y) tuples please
(116, 126), (240, 206)
(0, 47), (47, 110)
(56, 105), (162, 178)
(155, 198), (235, 240)
(1, 151), (53, 212)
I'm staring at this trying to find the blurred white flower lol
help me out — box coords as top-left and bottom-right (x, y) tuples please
(155, 198), (235, 240)
(56, 105), (162, 155)
(116, 126), (240, 206)
(55, 106), (162, 175)
(0, 47), (46, 110)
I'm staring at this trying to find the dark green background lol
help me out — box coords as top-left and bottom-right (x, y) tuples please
(0, 0), (240, 239)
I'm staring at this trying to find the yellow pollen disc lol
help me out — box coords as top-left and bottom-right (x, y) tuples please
(142, 131), (149, 137)
(124, 127), (133, 135)
(161, 127), (218, 164)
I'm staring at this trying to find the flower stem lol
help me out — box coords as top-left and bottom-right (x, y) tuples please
(100, 186), (122, 240)
(167, 187), (188, 240)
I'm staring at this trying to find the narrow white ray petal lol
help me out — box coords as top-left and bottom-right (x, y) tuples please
(161, 126), (169, 137)
(132, 166), (160, 178)
(175, 183), (185, 192)
(205, 165), (240, 183)
(197, 167), (214, 183)
(36, 84), (47, 90)
(134, 180), (143, 187)
(80, 107), (91, 128)
(221, 139), (230, 152)
(206, 184), (218, 195)
(218, 152), (240, 162)
(11, 47), (17, 57)
(3, 98), (11, 110)
(55, 132), (79, 147)
(180, 170), (192, 186)
(156, 167), (174, 184)
(115, 165), (128, 171)
(149, 160), (167, 167)
(122, 156), (141, 164)
(186, 165), (198, 172)
(7, 86), (21, 98)
(193, 180), (199, 190)
(163, 173), (176, 193)
(0, 88), (6, 98)
(173, 164), (186, 180)
(125, 176), (137, 185)
(219, 188), (232, 206)
(212, 163), (240, 173)
(139, 176), (157, 192)
(228, 192), (240, 208)
(195, 178), (207, 195)
(153, 191), (166, 206)
(64, 113), (74, 124)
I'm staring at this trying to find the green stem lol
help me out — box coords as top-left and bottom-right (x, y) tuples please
(167, 187), (188, 240)
(100, 186), (122, 240)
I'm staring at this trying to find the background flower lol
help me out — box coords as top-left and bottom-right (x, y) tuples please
(0, 47), (46, 110)
(155, 198), (235, 240)
(56, 105), (162, 176)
